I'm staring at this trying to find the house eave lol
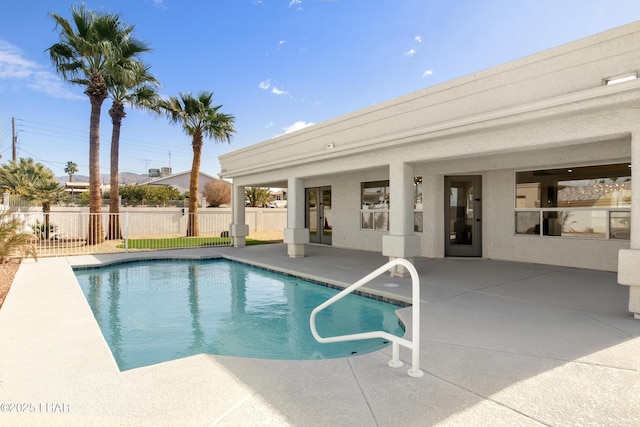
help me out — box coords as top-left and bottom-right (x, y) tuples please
(220, 80), (640, 180)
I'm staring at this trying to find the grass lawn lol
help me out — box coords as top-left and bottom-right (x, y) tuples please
(118, 237), (280, 249)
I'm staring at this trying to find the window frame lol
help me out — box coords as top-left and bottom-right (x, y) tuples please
(514, 163), (631, 240)
(360, 180), (389, 231)
(359, 177), (424, 232)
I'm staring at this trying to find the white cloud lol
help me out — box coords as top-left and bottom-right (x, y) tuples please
(0, 40), (39, 79)
(149, 0), (166, 9)
(404, 48), (416, 57)
(415, 35), (422, 43)
(283, 121), (314, 134)
(278, 40), (287, 46)
(259, 79), (289, 96)
(422, 69), (433, 77)
(27, 71), (84, 100)
(0, 39), (82, 100)
(258, 79), (271, 90)
(289, 0), (302, 7)
(271, 86), (288, 95)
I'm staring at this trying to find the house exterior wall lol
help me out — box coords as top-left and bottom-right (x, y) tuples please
(220, 21), (639, 281)
(220, 22), (640, 181)
(295, 136), (628, 271)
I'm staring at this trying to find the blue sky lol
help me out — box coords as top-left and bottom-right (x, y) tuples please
(1, 0), (640, 179)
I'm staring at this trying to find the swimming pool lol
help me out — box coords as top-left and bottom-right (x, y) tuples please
(74, 259), (404, 371)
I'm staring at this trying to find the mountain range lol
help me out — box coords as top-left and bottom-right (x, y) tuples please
(56, 172), (150, 186)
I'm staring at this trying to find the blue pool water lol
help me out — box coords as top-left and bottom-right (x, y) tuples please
(74, 259), (404, 371)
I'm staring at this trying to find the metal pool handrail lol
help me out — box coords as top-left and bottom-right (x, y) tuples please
(309, 258), (424, 378)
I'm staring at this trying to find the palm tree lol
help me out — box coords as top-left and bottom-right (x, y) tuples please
(29, 180), (66, 240)
(157, 92), (235, 236)
(64, 160), (79, 203)
(0, 158), (44, 193)
(106, 61), (159, 240)
(64, 161), (78, 182)
(245, 187), (271, 207)
(48, 5), (150, 245)
(0, 158), (65, 239)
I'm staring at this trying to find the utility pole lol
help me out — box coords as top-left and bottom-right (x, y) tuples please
(12, 116), (17, 161)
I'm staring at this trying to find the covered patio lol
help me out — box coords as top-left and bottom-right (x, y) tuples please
(219, 20), (640, 318)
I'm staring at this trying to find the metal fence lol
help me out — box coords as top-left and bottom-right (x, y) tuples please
(7, 194), (42, 208)
(11, 211), (233, 257)
(6, 194), (192, 208)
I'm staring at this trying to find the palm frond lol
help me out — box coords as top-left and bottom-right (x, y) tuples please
(0, 211), (37, 262)
(157, 91), (236, 142)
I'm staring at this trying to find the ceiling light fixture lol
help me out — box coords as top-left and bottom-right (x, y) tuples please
(604, 73), (638, 85)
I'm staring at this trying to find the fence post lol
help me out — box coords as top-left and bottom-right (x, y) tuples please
(125, 212), (129, 253)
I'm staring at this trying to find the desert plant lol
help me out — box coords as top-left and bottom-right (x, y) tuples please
(0, 158), (65, 239)
(245, 187), (271, 207)
(0, 210), (37, 263)
(30, 219), (58, 241)
(203, 180), (231, 207)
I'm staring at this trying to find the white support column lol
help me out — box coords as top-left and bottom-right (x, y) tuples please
(283, 177), (309, 258)
(422, 174), (444, 258)
(383, 161), (421, 277)
(230, 183), (249, 247)
(618, 130), (640, 319)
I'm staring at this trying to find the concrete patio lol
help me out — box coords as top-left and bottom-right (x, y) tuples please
(0, 244), (638, 426)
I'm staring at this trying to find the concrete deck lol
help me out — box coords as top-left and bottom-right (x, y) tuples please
(0, 244), (639, 426)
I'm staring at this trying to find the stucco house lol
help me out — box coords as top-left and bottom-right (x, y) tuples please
(219, 21), (640, 318)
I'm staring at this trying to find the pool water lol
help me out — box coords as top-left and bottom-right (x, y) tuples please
(74, 259), (404, 371)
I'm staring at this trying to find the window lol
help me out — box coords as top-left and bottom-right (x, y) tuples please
(360, 177), (423, 232)
(414, 177), (423, 232)
(515, 163), (631, 239)
(361, 180), (389, 231)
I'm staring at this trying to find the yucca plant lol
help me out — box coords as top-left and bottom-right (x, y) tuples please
(30, 219), (58, 241)
(0, 210), (37, 263)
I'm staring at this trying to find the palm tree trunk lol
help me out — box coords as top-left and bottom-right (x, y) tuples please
(186, 135), (202, 237)
(42, 201), (51, 240)
(107, 104), (123, 240)
(88, 95), (105, 245)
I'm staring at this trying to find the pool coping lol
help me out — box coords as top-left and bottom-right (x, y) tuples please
(69, 252), (413, 307)
(0, 250), (420, 426)
(71, 255), (410, 370)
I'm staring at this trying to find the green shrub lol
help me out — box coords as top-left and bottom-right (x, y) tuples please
(0, 210), (37, 262)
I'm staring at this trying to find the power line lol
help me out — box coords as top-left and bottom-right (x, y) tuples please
(17, 119), (195, 158)
(17, 147), (73, 174)
(11, 117), (223, 175)
(17, 118), (88, 133)
(16, 147), (147, 176)
(20, 130), (88, 145)
(0, 122), (10, 140)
